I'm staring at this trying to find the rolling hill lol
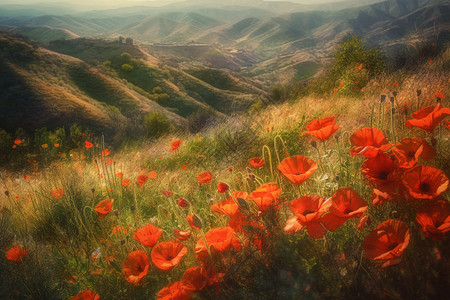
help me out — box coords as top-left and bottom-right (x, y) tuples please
(0, 34), (264, 138)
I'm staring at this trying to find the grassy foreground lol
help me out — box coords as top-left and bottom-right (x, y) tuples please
(1, 59), (449, 300)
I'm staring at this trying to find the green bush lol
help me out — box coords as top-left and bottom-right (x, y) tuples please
(331, 34), (384, 78)
(269, 85), (289, 103)
(143, 112), (172, 138)
(121, 63), (134, 72)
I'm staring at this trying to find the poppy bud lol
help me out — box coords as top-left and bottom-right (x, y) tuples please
(217, 182), (229, 193)
(114, 210), (119, 217)
(228, 166), (233, 172)
(130, 205), (135, 211)
(120, 240), (125, 245)
(389, 97), (395, 104)
(380, 94), (386, 103)
(392, 91), (397, 97)
(335, 175), (340, 181)
(91, 188), (95, 194)
(187, 214), (202, 230)
(177, 197), (190, 208)
(161, 208), (169, 217)
(392, 108), (395, 114)
(237, 198), (250, 211)
(416, 89), (422, 97)
(5, 191), (9, 196)
(310, 141), (317, 149)
(248, 174), (255, 181)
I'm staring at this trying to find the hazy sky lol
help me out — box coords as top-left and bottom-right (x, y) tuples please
(0, 0), (343, 8)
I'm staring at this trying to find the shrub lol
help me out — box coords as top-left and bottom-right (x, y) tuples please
(269, 85), (289, 103)
(121, 63), (134, 72)
(186, 108), (217, 133)
(330, 34), (384, 78)
(143, 112), (172, 138)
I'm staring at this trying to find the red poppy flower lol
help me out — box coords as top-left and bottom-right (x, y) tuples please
(151, 241), (188, 271)
(181, 267), (208, 292)
(197, 172), (212, 184)
(284, 195), (331, 238)
(123, 250), (149, 285)
(361, 153), (395, 185)
(6, 245), (28, 262)
(435, 91), (444, 100)
(148, 171), (157, 179)
(249, 157), (265, 168)
(177, 197), (190, 208)
(217, 182), (229, 193)
(392, 138), (436, 169)
(137, 174), (148, 187)
(157, 281), (193, 300)
(170, 140), (182, 152)
(321, 187), (368, 232)
(52, 188), (64, 199)
(71, 290), (100, 300)
(227, 209), (263, 237)
(195, 227), (241, 262)
(350, 128), (392, 158)
(301, 117), (340, 141)
(187, 214), (202, 230)
(133, 224), (163, 247)
(406, 103), (450, 132)
(370, 184), (396, 206)
(416, 200), (450, 240)
(121, 179), (131, 187)
(247, 182), (281, 211)
(85, 141), (93, 149)
(162, 190), (173, 198)
(102, 149), (110, 156)
(401, 165), (449, 199)
(211, 191), (248, 218)
(116, 172), (123, 178)
(363, 219), (411, 268)
(174, 230), (191, 241)
(277, 155), (317, 185)
(357, 215), (371, 231)
(14, 139), (22, 145)
(95, 199), (113, 218)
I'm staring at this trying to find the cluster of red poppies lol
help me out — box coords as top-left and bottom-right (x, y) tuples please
(6, 100), (448, 300)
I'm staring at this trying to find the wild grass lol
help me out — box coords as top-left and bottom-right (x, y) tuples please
(1, 49), (449, 299)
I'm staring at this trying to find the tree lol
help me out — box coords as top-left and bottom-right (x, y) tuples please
(118, 36), (124, 44)
(330, 34), (384, 78)
(125, 37), (133, 45)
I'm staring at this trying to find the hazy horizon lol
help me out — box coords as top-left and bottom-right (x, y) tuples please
(0, 0), (350, 10)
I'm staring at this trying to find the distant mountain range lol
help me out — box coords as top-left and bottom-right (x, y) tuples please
(1, 0), (449, 135)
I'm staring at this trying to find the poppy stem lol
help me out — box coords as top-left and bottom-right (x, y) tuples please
(262, 145), (274, 180)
